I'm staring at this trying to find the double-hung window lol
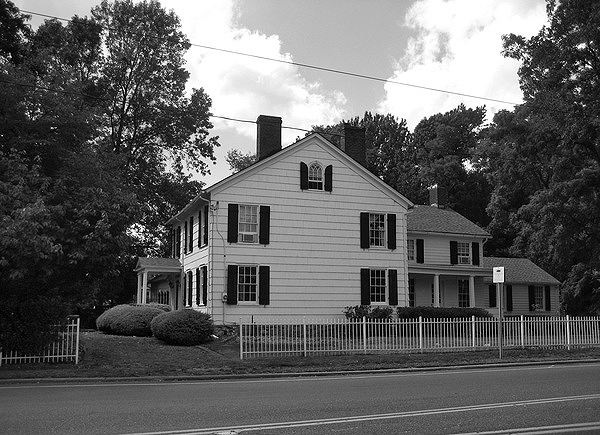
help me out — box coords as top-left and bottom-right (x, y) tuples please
(369, 269), (387, 304)
(308, 162), (323, 190)
(369, 213), (386, 247)
(407, 239), (415, 261)
(458, 279), (470, 307)
(408, 278), (415, 307)
(457, 242), (471, 264)
(238, 205), (258, 243)
(238, 265), (257, 302)
(534, 285), (544, 310)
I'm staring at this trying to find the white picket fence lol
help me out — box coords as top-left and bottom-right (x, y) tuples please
(239, 315), (600, 359)
(0, 316), (80, 366)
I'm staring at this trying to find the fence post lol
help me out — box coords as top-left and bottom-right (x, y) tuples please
(74, 316), (80, 365)
(566, 315), (571, 350)
(419, 316), (423, 352)
(303, 317), (307, 357)
(520, 315), (525, 349)
(362, 316), (367, 354)
(471, 316), (476, 349)
(239, 319), (243, 360)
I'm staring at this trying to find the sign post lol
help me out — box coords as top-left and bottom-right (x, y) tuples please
(493, 267), (505, 359)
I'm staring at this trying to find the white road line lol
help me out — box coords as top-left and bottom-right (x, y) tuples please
(115, 393), (600, 435)
(451, 421), (600, 434)
(2, 362), (600, 390)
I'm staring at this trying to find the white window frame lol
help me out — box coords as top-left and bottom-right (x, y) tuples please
(238, 204), (259, 244)
(458, 279), (470, 308)
(308, 161), (323, 190)
(370, 269), (387, 304)
(457, 242), (471, 265)
(407, 239), (415, 261)
(369, 213), (386, 248)
(533, 285), (544, 310)
(408, 278), (415, 307)
(238, 265), (258, 303)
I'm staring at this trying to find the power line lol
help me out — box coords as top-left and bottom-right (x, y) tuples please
(19, 8), (520, 107)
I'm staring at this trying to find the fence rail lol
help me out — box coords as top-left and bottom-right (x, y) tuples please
(0, 316), (80, 366)
(239, 315), (600, 359)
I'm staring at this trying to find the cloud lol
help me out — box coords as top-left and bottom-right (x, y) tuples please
(162, 0), (347, 147)
(378, 0), (547, 128)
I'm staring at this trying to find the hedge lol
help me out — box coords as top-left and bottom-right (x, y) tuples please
(151, 309), (214, 346)
(396, 306), (493, 319)
(96, 304), (164, 336)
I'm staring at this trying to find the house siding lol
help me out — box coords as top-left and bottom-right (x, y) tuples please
(207, 139), (408, 323)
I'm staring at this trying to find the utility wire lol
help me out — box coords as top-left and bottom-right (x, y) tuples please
(19, 8), (520, 107)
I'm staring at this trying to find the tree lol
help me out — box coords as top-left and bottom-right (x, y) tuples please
(225, 149), (256, 173)
(412, 104), (491, 226)
(482, 0), (600, 313)
(0, 0), (30, 63)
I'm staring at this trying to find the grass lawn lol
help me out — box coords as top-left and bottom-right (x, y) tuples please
(1, 329), (599, 381)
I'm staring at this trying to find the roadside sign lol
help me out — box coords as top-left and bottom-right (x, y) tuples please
(493, 267), (505, 283)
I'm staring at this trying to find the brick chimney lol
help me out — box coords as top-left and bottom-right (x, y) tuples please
(341, 124), (366, 167)
(428, 184), (448, 208)
(256, 115), (282, 161)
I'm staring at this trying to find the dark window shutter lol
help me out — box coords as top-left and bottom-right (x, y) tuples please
(227, 265), (238, 305)
(189, 216), (194, 253)
(176, 226), (181, 258)
(361, 268), (371, 306)
(227, 204), (238, 243)
(488, 285), (497, 308)
(259, 265), (270, 305)
(450, 241), (458, 265)
(259, 206), (270, 245)
(360, 212), (370, 249)
(188, 271), (193, 306)
(184, 221), (188, 254)
(544, 285), (551, 311)
(182, 274), (186, 306)
(203, 205), (209, 246)
(416, 239), (425, 264)
(201, 266), (208, 306)
(388, 269), (398, 306)
(387, 214), (396, 250)
(324, 165), (333, 192)
(300, 162), (309, 190)
(472, 242), (480, 266)
(196, 268), (201, 305)
(198, 210), (202, 248)
(506, 285), (513, 311)
(169, 228), (174, 257)
(528, 285), (535, 311)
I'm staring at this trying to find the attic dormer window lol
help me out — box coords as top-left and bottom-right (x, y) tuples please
(308, 162), (323, 190)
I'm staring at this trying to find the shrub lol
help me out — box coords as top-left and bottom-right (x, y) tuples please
(151, 309), (214, 346)
(396, 306), (493, 319)
(343, 305), (394, 320)
(96, 304), (164, 336)
(134, 302), (171, 312)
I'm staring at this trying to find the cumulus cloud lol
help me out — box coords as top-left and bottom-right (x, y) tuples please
(378, 0), (547, 128)
(162, 0), (347, 146)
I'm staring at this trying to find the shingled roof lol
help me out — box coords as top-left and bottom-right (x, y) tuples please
(483, 257), (560, 285)
(407, 205), (490, 237)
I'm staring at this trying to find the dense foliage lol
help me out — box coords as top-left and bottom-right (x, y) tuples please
(96, 304), (164, 336)
(396, 307), (493, 319)
(151, 310), (215, 346)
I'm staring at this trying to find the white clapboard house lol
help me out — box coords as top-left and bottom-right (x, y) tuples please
(135, 115), (560, 323)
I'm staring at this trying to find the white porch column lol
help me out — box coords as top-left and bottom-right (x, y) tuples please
(142, 271), (148, 304)
(137, 273), (143, 304)
(434, 274), (440, 308)
(469, 275), (475, 307)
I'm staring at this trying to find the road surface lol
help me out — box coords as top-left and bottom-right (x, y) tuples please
(1, 362), (600, 434)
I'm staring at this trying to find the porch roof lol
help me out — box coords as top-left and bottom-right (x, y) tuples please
(134, 257), (182, 273)
(407, 205), (490, 237)
(483, 257), (560, 285)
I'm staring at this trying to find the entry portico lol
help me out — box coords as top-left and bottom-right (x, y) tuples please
(134, 257), (182, 308)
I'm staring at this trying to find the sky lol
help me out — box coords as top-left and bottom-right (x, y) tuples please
(15, 0), (548, 186)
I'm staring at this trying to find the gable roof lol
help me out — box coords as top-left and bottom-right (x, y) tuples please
(483, 257), (560, 285)
(201, 132), (413, 207)
(407, 205), (490, 237)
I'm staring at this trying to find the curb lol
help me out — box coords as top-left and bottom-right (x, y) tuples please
(1, 358), (599, 385)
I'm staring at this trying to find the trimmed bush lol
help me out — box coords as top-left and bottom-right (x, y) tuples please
(151, 309), (214, 346)
(134, 302), (171, 312)
(96, 304), (164, 336)
(343, 305), (394, 320)
(396, 306), (493, 319)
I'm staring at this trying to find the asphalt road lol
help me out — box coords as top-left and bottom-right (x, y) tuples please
(1, 363), (600, 434)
